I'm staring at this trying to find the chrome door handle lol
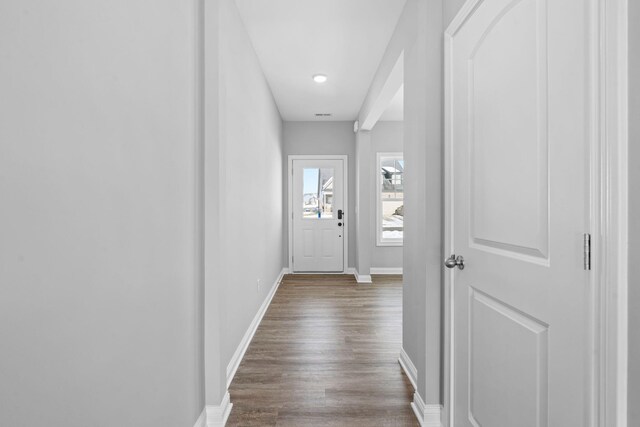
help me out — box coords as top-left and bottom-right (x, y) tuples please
(444, 254), (465, 270)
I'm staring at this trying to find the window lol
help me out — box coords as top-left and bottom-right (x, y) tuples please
(302, 168), (334, 219)
(377, 153), (404, 245)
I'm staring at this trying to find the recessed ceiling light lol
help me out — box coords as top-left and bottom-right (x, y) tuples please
(313, 74), (328, 83)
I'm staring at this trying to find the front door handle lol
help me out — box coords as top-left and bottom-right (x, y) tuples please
(444, 254), (465, 270)
(337, 209), (343, 220)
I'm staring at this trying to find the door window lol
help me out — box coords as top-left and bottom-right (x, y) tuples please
(302, 168), (334, 219)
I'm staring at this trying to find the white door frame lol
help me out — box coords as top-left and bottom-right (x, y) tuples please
(287, 155), (349, 274)
(442, 0), (629, 426)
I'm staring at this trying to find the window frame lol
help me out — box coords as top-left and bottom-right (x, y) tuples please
(376, 152), (404, 247)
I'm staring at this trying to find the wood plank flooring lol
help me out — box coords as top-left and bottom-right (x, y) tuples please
(226, 274), (418, 426)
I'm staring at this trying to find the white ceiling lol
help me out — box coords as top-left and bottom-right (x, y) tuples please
(234, 0), (407, 121)
(379, 84), (403, 121)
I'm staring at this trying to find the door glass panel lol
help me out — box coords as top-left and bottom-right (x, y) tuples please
(302, 168), (334, 219)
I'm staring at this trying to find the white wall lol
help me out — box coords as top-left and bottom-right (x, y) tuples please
(358, 0), (466, 408)
(404, 0), (445, 405)
(203, 0), (225, 407)
(355, 130), (373, 276)
(217, 0), (285, 383)
(359, 4), (414, 131)
(282, 122), (356, 269)
(358, 0), (430, 400)
(0, 0), (286, 423)
(370, 122), (403, 269)
(0, 1), (203, 426)
(628, 0), (639, 423)
(444, 0), (467, 31)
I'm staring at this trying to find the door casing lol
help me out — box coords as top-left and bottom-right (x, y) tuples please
(287, 155), (349, 274)
(442, 0), (629, 426)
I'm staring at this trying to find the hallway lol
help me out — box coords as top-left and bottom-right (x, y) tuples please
(0, 1), (633, 425)
(227, 275), (417, 426)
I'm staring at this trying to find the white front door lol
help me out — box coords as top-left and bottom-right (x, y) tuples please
(448, 0), (593, 425)
(292, 159), (345, 272)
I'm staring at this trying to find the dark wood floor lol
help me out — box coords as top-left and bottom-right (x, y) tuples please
(226, 274), (418, 426)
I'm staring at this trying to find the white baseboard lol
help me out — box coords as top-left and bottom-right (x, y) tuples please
(282, 267), (290, 274)
(411, 392), (442, 427)
(287, 269), (349, 275)
(226, 268), (286, 388)
(370, 267), (403, 275)
(353, 270), (372, 283)
(398, 347), (417, 390)
(205, 392), (233, 427)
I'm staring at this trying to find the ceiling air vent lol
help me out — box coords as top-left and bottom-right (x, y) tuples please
(315, 113), (332, 117)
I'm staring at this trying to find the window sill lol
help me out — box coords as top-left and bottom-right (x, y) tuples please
(376, 241), (403, 247)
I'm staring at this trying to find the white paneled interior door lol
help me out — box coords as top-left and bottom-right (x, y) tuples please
(292, 159), (345, 272)
(447, 0), (593, 426)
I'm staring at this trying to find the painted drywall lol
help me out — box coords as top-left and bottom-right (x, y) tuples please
(444, 0), (467, 30)
(405, 0), (445, 405)
(355, 130), (373, 275)
(217, 0), (285, 381)
(629, 0), (639, 424)
(0, 1), (203, 426)
(358, 0), (428, 402)
(283, 122), (356, 269)
(203, 0), (227, 407)
(358, 0), (465, 408)
(370, 121), (404, 269)
(359, 3), (416, 130)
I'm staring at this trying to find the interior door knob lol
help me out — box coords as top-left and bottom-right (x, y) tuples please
(444, 254), (465, 270)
